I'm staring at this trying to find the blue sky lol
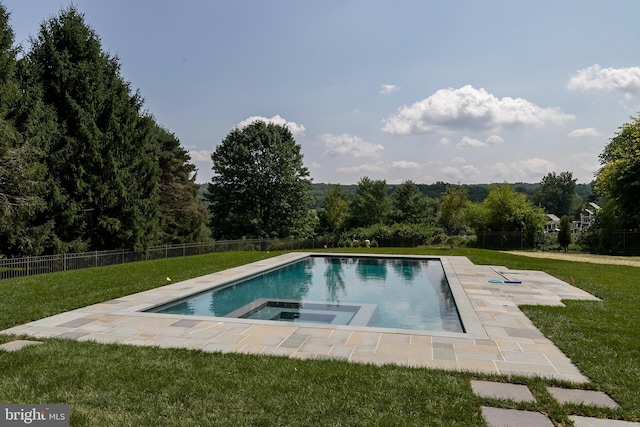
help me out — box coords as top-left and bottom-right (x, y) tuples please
(4, 0), (640, 185)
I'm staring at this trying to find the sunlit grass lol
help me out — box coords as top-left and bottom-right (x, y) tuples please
(1, 248), (639, 425)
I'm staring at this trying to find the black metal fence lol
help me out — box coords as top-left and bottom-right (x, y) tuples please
(580, 229), (640, 255)
(3, 230), (638, 280)
(611, 229), (640, 254)
(0, 239), (335, 280)
(475, 229), (640, 254)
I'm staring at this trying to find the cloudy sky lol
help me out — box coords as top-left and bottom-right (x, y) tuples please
(4, 0), (640, 185)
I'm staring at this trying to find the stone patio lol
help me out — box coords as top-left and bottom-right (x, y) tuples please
(1, 252), (601, 382)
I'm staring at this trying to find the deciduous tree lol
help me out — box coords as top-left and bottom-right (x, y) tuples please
(467, 183), (546, 246)
(532, 171), (577, 217)
(319, 184), (349, 235)
(595, 115), (640, 228)
(438, 185), (469, 248)
(206, 121), (313, 239)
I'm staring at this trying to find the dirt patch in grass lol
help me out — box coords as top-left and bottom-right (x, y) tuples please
(506, 251), (640, 267)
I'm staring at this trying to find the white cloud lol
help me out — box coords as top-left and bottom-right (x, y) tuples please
(458, 136), (486, 148)
(322, 133), (385, 158)
(567, 64), (640, 97)
(457, 134), (504, 148)
(486, 134), (504, 145)
(337, 163), (388, 174)
(236, 114), (306, 137)
(451, 156), (466, 164)
(188, 149), (211, 162)
(382, 85), (574, 135)
(568, 127), (603, 138)
(491, 158), (557, 181)
(390, 160), (420, 169)
(336, 160), (420, 174)
(440, 164), (481, 182)
(569, 152), (600, 177)
(439, 137), (451, 145)
(379, 84), (400, 95)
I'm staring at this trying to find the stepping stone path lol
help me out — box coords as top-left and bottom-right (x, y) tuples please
(471, 380), (640, 427)
(548, 386), (619, 409)
(481, 406), (554, 427)
(472, 380), (536, 402)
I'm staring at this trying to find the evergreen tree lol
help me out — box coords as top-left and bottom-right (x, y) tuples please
(23, 6), (161, 251)
(348, 177), (392, 228)
(206, 121), (313, 239)
(154, 123), (209, 244)
(0, 4), (51, 255)
(558, 215), (571, 252)
(391, 180), (435, 224)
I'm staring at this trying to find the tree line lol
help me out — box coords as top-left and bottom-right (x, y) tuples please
(3, 4), (637, 257)
(202, 120), (599, 250)
(203, 118), (636, 253)
(0, 5), (207, 256)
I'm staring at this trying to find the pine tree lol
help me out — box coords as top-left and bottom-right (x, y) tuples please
(154, 122), (209, 244)
(22, 6), (161, 251)
(0, 4), (52, 255)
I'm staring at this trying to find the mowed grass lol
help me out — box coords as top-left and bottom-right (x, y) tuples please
(0, 251), (284, 329)
(0, 248), (639, 425)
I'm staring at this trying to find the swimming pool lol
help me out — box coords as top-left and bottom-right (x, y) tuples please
(147, 255), (464, 333)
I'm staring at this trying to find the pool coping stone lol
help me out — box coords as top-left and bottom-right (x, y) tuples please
(1, 252), (601, 383)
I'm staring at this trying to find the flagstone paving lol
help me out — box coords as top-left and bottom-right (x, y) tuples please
(569, 416), (640, 426)
(1, 252), (601, 382)
(481, 406), (554, 427)
(471, 380), (536, 402)
(547, 387), (620, 409)
(472, 381), (637, 426)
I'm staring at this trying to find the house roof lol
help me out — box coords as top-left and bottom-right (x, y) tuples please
(547, 214), (561, 222)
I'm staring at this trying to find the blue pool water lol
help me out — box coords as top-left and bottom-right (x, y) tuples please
(148, 256), (463, 332)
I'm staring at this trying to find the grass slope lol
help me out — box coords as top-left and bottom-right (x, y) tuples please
(1, 248), (638, 425)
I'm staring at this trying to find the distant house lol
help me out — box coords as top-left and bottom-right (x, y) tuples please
(545, 214), (561, 233)
(579, 202), (601, 229)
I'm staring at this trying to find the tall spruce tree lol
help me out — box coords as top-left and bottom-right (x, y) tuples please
(153, 122), (209, 244)
(0, 4), (51, 255)
(22, 6), (160, 251)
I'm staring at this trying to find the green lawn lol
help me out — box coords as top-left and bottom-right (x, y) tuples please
(1, 248), (638, 426)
